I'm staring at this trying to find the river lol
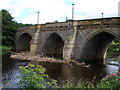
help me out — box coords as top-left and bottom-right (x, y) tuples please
(1, 53), (120, 88)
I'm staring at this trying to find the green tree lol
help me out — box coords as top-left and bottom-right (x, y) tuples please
(2, 9), (17, 46)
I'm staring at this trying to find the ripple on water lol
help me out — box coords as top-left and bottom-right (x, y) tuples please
(2, 53), (120, 88)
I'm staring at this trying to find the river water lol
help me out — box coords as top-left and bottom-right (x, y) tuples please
(1, 54), (120, 88)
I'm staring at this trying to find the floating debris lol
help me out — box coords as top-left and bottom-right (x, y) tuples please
(10, 52), (91, 67)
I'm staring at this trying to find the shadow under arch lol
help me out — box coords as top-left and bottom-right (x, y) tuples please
(80, 31), (118, 65)
(42, 33), (64, 59)
(16, 33), (32, 52)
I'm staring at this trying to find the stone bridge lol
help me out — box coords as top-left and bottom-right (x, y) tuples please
(15, 17), (120, 65)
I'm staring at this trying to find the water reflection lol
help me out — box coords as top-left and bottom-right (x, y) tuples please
(2, 54), (120, 88)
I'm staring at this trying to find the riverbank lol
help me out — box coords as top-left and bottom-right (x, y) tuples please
(10, 52), (91, 67)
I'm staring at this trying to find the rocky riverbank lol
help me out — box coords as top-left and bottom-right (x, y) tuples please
(10, 52), (91, 67)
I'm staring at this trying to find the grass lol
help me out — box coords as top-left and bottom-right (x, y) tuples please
(0, 46), (11, 54)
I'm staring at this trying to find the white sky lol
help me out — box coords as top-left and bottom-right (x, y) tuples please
(0, 0), (120, 24)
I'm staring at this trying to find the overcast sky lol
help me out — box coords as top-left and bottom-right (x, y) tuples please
(0, 0), (120, 24)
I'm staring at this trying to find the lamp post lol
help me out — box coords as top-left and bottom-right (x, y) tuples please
(101, 12), (103, 18)
(36, 11), (40, 31)
(37, 11), (39, 25)
(72, 3), (74, 20)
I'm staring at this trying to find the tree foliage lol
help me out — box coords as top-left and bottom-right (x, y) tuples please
(1, 9), (29, 47)
(2, 9), (18, 46)
(108, 38), (120, 53)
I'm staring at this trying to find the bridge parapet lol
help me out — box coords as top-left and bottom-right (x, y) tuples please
(76, 17), (120, 30)
(17, 17), (119, 31)
(40, 22), (70, 31)
(17, 26), (36, 31)
(39, 17), (120, 31)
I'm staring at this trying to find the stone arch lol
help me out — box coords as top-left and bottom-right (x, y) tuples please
(42, 31), (65, 47)
(80, 31), (117, 65)
(16, 33), (32, 52)
(16, 30), (33, 42)
(85, 30), (119, 43)
(42, 33), (64, 59)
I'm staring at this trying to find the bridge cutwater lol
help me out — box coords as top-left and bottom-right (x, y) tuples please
(15, 17), (120, 65)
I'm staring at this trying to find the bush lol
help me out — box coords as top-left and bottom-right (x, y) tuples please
(97, 72), (120, 88)
(16, 63), (59, 89)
